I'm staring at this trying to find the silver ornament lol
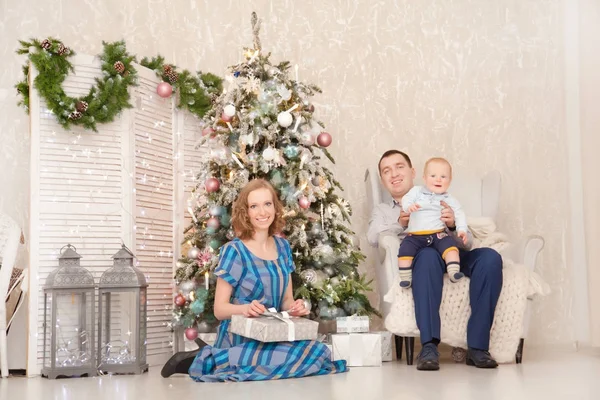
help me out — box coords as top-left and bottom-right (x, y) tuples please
(300, 269), (317, 284)
(310, 224), (322, 236)
(332, 307), (347, 318)
(179, 280), (196, 293)
(330, 277), (340, 286)
(209, 205), (224, 216)
(187, 246), (200, 259)
(197, 321), (213, 333)
(323, 266), (335, 277)
(300, 132), (315, 146)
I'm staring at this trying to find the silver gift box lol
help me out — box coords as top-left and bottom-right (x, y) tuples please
(336, 316), (370, 333)
(230, 313), (319, 342)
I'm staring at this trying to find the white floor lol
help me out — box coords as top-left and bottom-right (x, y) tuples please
(1, 349), (599, 400)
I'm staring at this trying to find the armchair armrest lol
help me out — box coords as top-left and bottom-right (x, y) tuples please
(503, 235), (545, 273)
(375, 232), (401, 315)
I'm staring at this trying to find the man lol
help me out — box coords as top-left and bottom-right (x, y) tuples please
(367, 150), (502, 370)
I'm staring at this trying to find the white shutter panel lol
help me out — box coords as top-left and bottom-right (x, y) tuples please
(172, 111), (208, 352)
(132, 67), (175, 365)
(182, 112), (209, 227)
(28, 55), (127, 376)
(28, 55), (176, 375)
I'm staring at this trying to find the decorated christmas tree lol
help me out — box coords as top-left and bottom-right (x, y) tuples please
(172, 13), (378, 337)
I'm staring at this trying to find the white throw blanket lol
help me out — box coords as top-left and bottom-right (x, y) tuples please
(383, 217), (549, 363)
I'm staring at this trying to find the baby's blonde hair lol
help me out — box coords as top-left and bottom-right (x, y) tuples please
(424, 157), (453, 178)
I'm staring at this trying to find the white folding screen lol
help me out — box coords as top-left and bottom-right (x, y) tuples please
(26, 55), (201, 375)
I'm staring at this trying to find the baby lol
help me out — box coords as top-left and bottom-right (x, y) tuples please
(397, 157), (468, 288)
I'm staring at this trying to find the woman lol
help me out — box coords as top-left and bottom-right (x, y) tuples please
(161, 179), (347, 382)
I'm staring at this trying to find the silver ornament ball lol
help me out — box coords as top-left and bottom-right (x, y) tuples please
(187, 246), (200, 259)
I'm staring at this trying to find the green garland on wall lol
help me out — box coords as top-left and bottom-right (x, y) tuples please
(140, 56), (223, 118)
(16, 38), (138, 132)
(15, 38), (223, 132)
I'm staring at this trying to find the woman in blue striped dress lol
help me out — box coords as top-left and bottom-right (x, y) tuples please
(161, 179), (347, 382)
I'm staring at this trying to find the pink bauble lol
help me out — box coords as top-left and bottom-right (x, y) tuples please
(156, 82), (173, 98)
(298, 196), (311, 209)
(205, 178), (220, 193)
(207, 216), (220, 230)
(174, 294), (186, 307)
(202, 127), (215, 137)
(185, 327), (198, 341)
(221, 112), (233, 122)
(317, 132), (332, 147)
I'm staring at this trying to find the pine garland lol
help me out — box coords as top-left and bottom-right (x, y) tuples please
(140, 55), (223, 118)
(15, 39), (223, 133)
(15, 38), (138, 132)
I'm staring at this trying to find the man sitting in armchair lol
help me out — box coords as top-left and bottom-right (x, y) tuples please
(367, 150), (503, 370)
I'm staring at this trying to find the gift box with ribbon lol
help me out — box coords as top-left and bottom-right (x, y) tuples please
(336, 315), (370, 333)
(230, 308), (319, 342)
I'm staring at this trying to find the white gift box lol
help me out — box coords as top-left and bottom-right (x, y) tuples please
(336, 316), (370, 333)
(330, 333), (382, 367)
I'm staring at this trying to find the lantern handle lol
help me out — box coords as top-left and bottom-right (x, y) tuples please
(60, 244), (77, 254)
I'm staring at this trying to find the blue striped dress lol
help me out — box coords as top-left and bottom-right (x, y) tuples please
(188, 236), (348, 382)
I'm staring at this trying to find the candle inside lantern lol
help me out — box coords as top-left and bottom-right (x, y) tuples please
(205, 271), (209, 290)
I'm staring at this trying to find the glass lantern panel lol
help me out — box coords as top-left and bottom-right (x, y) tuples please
(53, 292), (93, 368)
(139, 288), (147, 365)
(99, 290), (139, 365)
(43, 293), (52, 368)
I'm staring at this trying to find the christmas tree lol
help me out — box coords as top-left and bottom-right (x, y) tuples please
(172, 13), (378, 336)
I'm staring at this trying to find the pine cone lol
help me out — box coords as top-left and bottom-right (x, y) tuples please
(41, 39), (51, 50)
(68, 111), (82, 120)
(166, 70), (178, 84)
(163, 64), (173, 74)
(57, 43), (70, 56)
(114, 61), (125, 74)
(75, 101), (88, 113)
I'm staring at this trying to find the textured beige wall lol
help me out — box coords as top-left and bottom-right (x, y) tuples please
(580, 0), (600, 347)
(0, 0), (574, 345)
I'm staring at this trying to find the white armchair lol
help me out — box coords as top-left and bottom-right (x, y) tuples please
(0, 213), (23, 378)
(364, 167), (544, 364)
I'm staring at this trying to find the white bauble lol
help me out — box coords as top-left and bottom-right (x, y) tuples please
(223, 104), (236, 117)
(277, 111), (293, 128)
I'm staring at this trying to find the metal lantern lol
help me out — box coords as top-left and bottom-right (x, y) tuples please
(97, 244), (148, 374)
(42, 245), (96, 379)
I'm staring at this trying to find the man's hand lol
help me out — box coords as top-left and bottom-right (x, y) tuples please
(457, 231), (468, 245)
(407, 204), (421, 213)
(398, 210), (410, 228)
(440, 200), (455, 228)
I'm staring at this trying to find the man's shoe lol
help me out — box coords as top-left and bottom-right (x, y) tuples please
(416, 343), (440, 371)
(466, 348), (498, 368)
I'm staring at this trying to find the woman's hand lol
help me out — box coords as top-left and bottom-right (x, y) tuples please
(243, 300), (267, 317)
(286, 299), (310, 317)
